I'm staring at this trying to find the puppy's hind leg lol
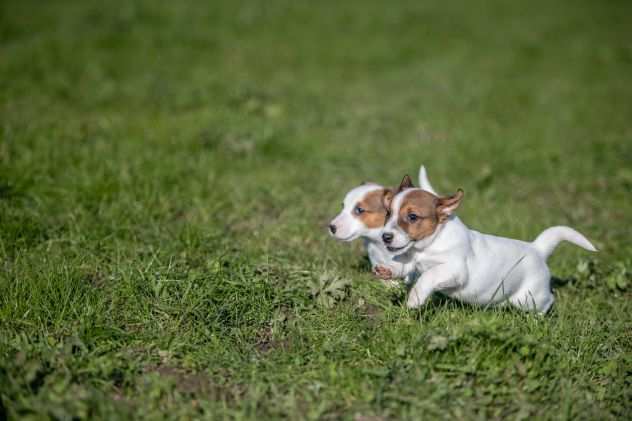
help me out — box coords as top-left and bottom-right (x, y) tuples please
(538, 293), (555, 314)
(509, 273), (555, 314)
(508, 290), (554, 314)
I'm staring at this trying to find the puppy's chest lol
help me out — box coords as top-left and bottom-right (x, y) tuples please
(365, 242), (395, 266)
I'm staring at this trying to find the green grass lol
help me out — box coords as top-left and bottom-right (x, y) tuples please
(1, 0), (631, 419)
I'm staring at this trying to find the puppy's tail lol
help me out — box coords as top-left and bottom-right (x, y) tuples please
(418, 165), (438, 196)
(531, 226), (597, 260)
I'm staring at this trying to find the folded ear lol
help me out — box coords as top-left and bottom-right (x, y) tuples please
(397, 175), (415, 193)
(437, 189), (464, 222)
(382, 188), (394, 211)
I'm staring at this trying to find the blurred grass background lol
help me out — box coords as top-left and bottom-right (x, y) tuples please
(1, 0), (631, 419)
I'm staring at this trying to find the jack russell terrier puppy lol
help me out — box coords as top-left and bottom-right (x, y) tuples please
(329, 166), (438, 283)
(381, 177), (597, 313)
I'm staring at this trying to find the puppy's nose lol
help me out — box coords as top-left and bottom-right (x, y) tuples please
(382, 232), (393, 244)
(329, 224), (337, 234)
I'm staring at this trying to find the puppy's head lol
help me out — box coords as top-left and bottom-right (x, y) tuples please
(382, 178), (464, 255)
(328, 182), (396, 242)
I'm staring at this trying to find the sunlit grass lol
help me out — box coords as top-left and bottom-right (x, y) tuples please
(1, 0), (631, 419)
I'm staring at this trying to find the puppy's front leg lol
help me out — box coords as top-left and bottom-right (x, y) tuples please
(407, 264), (462, 309)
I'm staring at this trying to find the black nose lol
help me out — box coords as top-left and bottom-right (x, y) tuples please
(329, 224), (337, 234)
(382, 232), (393, 244)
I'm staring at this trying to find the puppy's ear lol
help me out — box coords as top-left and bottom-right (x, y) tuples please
(397, 175), (415, 193)
(437, 189), (464, 222)
(382, 189), (394, 211)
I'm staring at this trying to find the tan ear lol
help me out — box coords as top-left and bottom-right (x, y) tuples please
(397, 175), (415, 193)
(437, 189), (464, 222)
(382, 189), (394, 210)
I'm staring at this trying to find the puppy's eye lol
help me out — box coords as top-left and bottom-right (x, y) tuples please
(408, 213), (419, 222)
(354, 206), (365, 215)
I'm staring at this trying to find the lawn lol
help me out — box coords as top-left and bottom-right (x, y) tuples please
(1, 0), (631, 419)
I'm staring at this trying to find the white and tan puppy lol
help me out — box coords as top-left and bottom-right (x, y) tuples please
(328, 166), (437, 283)
(381, 180), (597, 312)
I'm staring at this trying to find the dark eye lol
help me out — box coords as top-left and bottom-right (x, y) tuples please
(354, 206), (365, 215)
(408, 213), (419, 222)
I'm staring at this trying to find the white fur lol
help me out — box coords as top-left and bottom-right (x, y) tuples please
(329, 166), (437, 283)
(418, 165), (438, 196)
(383, 188), (597, 313)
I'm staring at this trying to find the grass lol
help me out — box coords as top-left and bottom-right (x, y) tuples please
(1, 0), (631, 419)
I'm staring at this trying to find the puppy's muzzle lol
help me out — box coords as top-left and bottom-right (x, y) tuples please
(382, 232), (394, 244)
(329, 224), (337, 234)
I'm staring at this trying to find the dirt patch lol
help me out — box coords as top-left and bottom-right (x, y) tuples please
(361, 303), (383, 319)
(354, 415), (386, 421)
(143, 365), (243, 401)
(255, 325), (289, 353)
(84, 270), (107, 288)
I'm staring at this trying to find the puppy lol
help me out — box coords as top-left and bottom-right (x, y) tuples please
(381, 179), (597, 313)
(329, 166), (438, 283)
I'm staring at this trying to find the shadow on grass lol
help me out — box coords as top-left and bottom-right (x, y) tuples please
(551, 275), (576, 289)
(395, 278), (574, 318)
(352, 255), (373, 273)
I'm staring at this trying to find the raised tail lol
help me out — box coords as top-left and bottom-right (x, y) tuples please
(531, 226), (597, 260)
(418, 165), (438, 196)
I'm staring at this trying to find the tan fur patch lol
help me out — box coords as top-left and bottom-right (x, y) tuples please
(382, 189), (394, 213)
(354, 189), (389, 229)
(437, 190), (464, 223)
(397, 190), (440, 240)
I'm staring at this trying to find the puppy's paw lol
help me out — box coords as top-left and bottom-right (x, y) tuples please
(373, 265), (393, 280)
(406, 292), (423, 309)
